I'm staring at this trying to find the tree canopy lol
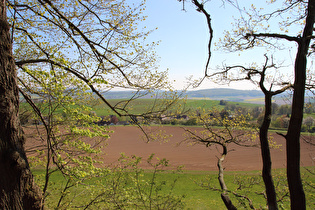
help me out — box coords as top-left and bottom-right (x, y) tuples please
(0, 0), (180, 208)
(10, 0), (172, 116)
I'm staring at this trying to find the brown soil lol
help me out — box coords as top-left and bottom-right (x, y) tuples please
(100, 126), (314, 171)
(24, 125), (314, 171)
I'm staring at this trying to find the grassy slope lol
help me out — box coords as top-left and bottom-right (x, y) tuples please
(91, 99), (263, 117)
(19, 98), (263, 120)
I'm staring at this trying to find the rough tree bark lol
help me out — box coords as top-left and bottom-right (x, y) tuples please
(286, 1), (314, 209)
(0, 0), (42, 209)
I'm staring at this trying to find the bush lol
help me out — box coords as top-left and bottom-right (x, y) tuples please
(301, 125), (307, 132)
(272, 115), (290, 128)
(183, 118), (197, 126)
(219, 100), (228, 105)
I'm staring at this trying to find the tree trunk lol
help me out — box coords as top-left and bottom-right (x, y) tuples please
(260, 93), (278, 210)
(0, 0), (42, 209)
(286, 0), (314, 209)
(217, 145), (237, 210)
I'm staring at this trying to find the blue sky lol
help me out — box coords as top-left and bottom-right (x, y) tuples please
(140, 0), (299, 90)
(141, 0), (257, 90)
(143, 0), (209, 89)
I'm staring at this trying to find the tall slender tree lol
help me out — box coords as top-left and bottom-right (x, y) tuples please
(212, 55), (292, 210)
(285, 2), (315, 208)
(180, 0), (314, 209)
(217, 1), (315, 208)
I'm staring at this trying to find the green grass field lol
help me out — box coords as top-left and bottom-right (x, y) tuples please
(32, 167), (315, 209)
(89, 98), (263, 117)
(19, 98), (265, 124)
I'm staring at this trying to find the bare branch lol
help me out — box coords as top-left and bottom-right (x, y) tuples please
(192, 0), (213, 79)
(247, 32), (299, 42)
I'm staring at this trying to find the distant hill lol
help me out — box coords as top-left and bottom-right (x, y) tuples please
(20, 88), (296, 105)
(100, 90), (137, 99)
(100, 88), (266, 103)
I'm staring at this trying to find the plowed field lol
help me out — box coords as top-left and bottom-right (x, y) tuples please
(100, 126), (314, 171)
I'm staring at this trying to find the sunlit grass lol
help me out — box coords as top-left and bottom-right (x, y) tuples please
(32, 167), (315, 209)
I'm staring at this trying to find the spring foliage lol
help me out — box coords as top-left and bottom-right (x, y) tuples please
(7, 0), (183, 208)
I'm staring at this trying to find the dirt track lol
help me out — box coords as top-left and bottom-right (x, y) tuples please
(101, 126), (314, 171)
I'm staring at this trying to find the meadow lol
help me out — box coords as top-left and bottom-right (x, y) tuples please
(32, 167), (315, 209)
(90, 98), (263, 117)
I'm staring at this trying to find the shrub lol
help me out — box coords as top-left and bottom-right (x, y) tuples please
(219, 100), (228, 105)
(171, 119), (178, 125)
(183, 118), (197, 126)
